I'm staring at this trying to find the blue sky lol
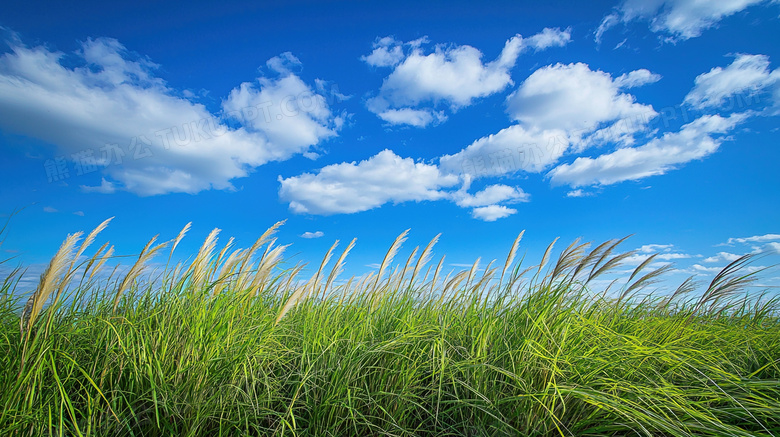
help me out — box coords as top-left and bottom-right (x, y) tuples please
(1, 0), (779, 292)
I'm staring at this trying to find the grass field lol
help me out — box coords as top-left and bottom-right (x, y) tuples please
(1, 219), (779, 436)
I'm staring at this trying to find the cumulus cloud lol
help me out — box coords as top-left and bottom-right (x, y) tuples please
(278, 149), (527, 221)
(222, 53), (341, 159)
(361, 36), (405, 67)
(300, 231), (324, 239)
(0, 39), (341, 196)
(597, 0), (771, 42)
(505, 63), (658, 150)
(435, 63), (662, 188)
(525, 27), (573, 51)
(364, 29), (572, 127)
(548, 112), (749, 187)
(452, 184), (529, 208)
(451, 183), (528, 220)
(684, 54), (780, 110)
(43, 206), (57, 213)
(278, 149), (459, 215)
(439, 125), (569, 178)
(471, 205), (517, 221)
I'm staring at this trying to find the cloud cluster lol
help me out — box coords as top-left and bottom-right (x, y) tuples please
(453, 183), (529, 221)
(363, 28), (572, 127)
(506, 62), (659, 150)
(278, 149), (528, 220)
(5, 23), (772, 225)
(279, 53), (759, 220)
(0, 39), (341, 195)
(623, 243), (692, 265)
(278, 150), (459, 215)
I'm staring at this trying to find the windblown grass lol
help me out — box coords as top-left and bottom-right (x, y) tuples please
(0, 220), (778, 436)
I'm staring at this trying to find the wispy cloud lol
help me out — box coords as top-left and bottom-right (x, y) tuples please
(684, 54), (780, 110)
(720, 234), (780, 246)
(548, 113), (749, 187)
(596, 0), (772, 43)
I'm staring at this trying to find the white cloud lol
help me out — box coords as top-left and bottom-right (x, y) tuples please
(762, 242), (780, 255)
(548, 112), (749, 187)
(265, 51), (301, 74)
(599, 0), (771, 42)
(692, 264), (724, 274)
(624, 252), (691, 265)
(366, 35), (522, 115)
(703, 251), (742, 263)
(526, 27), (573, 51)
(722, 234), (780, 245)
(221, 52), (340, 157)
(638, 243), (674, 253)
(505, 63), (658, 149)
(623, 243), (691, 265)
(73, 211), (85, 216)
(278, 149), (459, 215)
(439, 124), (569, 177)
(656, 253), (692, 261)
(453, 184), (529, 208)
(300, 231), (324, 239)
(361, 36), (405, 67)
(451, 183), (527, 221)
(80, 178), (116, 194)
(279, 151), (524, 221)
(684, 54), (780, 109)
(364, 29), (572, 127)
(43, 206), (57, 213)
(0, 39), (341, 196)
(471, 205), (517, 221)
(374, 108), (447, 127)
(595, 13), (620, 45)
(566, 189), (594, 198)
(614, 69), (662, 89)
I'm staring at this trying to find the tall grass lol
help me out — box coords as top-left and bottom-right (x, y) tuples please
(1, 220), (778, 436)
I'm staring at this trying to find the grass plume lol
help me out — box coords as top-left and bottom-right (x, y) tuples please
(2, 221), (779, 437)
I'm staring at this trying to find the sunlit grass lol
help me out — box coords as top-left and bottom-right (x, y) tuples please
(1, 220), (778, 436)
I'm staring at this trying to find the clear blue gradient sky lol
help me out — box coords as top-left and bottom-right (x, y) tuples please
(1, 0), (779, 291)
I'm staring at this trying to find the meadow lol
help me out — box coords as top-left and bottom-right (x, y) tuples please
(1, 218), (778, 436)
